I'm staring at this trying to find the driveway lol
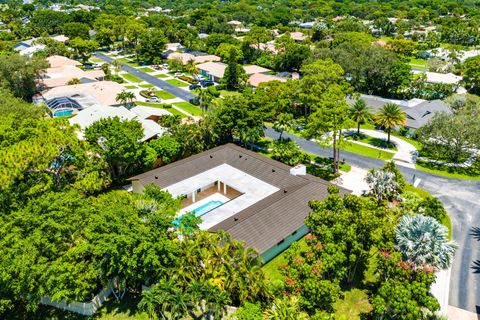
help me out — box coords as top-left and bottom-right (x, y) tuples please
(348, 128), (417, 168)
(93, 52), (196, 102)
(265, 127), (480, 314)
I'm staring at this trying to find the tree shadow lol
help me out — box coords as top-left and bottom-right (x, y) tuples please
(470, 227), (480, 241)
(471, 260), (480, 274)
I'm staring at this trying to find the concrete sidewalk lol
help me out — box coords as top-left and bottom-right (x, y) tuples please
(347, 129), (418, 168)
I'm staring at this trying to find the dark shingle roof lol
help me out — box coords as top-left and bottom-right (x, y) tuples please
(348, 94), (452, 129)
(129, 144), (350, 253)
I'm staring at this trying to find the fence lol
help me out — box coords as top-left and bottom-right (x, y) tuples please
(40, 283), (112, 316)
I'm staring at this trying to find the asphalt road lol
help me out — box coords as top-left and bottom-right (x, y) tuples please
(93, 52), (196, 102)
(265, 127), (480, 314)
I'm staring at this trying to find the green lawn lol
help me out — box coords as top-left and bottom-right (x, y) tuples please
(155, 73), (168, 78)
(408, 57), (427, 70)
(137, 67), (155, 73)
(173, 102), (202, 116)
(390, 132), (423, 150)
(403, 184), (453, 239)
(116, 58), (140, 67)
(154, 90), (176, 100)
(166, 79), (189, 87)
(415, 161), (480, 180)
(139, 84), (154, 88)
(121, 73), (142, 83)
(135, 102), (187, 117)
(262, 237), (308, 282)
(341, 142), (395, 160)
(124, 85), (137, 89)
(89, 57), (104, 63)
(350, 134), (397, 151)
(219, 90), (242, 98)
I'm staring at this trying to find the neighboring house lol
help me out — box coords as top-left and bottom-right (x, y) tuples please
(413, 71), (462, 85)
(289, 31), (308, 42)
(69, 105), (166, 142)
(14, 35), (69, 56)
(247, 73), (286, 88)
(299, 21), (315, 29)
(197, 62), (271, 83)
(165, 51), (221, 65)
(38, 56), (105, 89)
(129, 143), (349, 262)
(41, 81), (127, 111)
(351, 94), (452, 130)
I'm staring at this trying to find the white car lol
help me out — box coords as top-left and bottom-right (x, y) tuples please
(174, 72), (182, 77)
(145, 96), (160, 103)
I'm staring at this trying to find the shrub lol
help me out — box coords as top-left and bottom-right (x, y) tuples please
(139, 90), (154, 98)
(178, 75), (198, 84)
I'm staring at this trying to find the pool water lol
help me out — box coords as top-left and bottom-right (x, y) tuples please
(191, 200), (224, 217)
(173, 200), (225, 227)
(53, 109), (73, 117)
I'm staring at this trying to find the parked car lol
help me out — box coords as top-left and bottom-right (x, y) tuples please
(189, 84), (201, 90)
(200, 80), (214, 87)
(145, 96), (160, 103)
(83, 64), (94, 70)
(174, 72), (182, 77)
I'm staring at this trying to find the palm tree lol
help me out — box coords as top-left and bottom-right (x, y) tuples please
(273, 113), (295, 140)
(374, 103), (407, 143)
(198, 88), (214, 113)
(116, 90), (135, 108)
(395, 214), (458, 270)
(185, 59), (199, 78)
(112, 59), (121, 76)
(116, 91), (128, 107)
(349, 99), (372, 135)
(66, 78), (81, 85)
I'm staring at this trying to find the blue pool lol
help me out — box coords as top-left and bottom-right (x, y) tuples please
(192, 200), (224, 217)
(173, 200), (224, 227)
(53, 109), (73, 117)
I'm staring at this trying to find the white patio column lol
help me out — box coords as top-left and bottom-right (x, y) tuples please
(223, 183), (227, 195)
(218, 181), (221, 192)
(192, 191), (195, 203)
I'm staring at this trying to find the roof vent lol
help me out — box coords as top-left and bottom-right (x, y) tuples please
(234, 217), (238, 221)
(272, 169), (275, 173)
(284, 189), (287, 193)
(210, 155), (213, 158)
(154, 176), (158, 179)
(239, 154), (242, 158)
(290, 164), (306, 176)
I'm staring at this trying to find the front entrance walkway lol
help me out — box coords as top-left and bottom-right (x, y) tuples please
(349, 129), (418, 168)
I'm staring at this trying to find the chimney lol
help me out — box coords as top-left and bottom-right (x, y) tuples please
(290, 164), (306, 176)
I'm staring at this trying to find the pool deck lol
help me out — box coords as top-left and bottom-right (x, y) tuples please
(163, 164), (279, 230)
(180, 193), (230, 216)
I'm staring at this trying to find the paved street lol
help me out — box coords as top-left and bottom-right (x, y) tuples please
(94, 52), (196, 102)
(265, 127), (480, 314)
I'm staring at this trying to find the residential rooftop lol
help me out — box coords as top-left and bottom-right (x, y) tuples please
(129, 144), (349, 256)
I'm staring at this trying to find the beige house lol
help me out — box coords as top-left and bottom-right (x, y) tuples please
(197, 62), (272, 83)
(38, 56), (105, 89)
(42, 81), (126, 107)
(247, 73), (286, 88)
(166, 52), (221, 65)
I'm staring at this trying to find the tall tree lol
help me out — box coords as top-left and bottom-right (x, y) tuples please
(374, 103), (407, 143)
(138, 29), (168, 64)
(349, 98), (372, 134)
(84, 117), (149, 178)
(0, 54), (48, 100)
(272, 113), (295, 140)
(302, 59), (353, 173)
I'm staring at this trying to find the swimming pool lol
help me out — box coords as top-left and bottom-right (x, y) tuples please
(53, 109), (73, 117)
(191, 200), (224, 217)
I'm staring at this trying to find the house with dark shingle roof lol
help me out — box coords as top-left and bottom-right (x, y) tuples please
(129, 143), (349, 262)
(349, 94), (452, 130)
